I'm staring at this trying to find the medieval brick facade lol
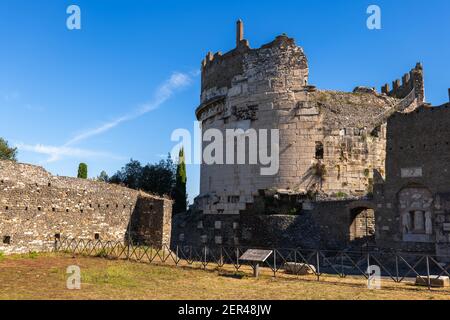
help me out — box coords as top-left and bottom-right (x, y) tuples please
(374, 102), (450, 255)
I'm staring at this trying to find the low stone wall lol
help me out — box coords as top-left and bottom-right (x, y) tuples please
(0, 160), (172, 254)
(172, 200), (355, 250)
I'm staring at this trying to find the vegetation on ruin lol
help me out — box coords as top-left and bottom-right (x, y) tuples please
(0, 253), (449, 300)
(77, 163), (88, 179)
(334, 192), (348, 199)
(0, 138), (17, 162)
(313, 90), (400, 130)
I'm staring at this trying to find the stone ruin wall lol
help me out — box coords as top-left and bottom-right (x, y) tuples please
(197, 35), (310, 216)
(374, 103), (450, 255)
(195, 32), (413, 219)
(381, 63), (425, 102)
(0, 160), (172, 254)
(173, 199), (358, 249)
(180, 22), (427, 249)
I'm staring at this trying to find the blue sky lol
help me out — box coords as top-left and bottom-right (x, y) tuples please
(1, 0), (449, 203)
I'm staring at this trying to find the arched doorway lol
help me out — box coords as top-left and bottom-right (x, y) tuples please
(350, 207), (375, 241)
(348, 201), (376, 244)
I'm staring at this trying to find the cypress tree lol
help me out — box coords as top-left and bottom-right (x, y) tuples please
(173, 148), (187, 214)
(77, 163), (88, 179)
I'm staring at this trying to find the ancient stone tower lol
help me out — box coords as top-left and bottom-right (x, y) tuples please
(193, 21), (424, 229)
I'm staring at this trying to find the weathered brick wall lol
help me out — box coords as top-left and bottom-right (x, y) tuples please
(173, 200), (356, 250)
(0, 160), (172, 254)
(375, 104), (450, 254)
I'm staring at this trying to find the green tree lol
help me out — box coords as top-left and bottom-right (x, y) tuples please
(121, 159), (143, 190)
(140, 158), (175, 196)
(97, 170), (109, 182)
(0, 138), (17, 161)
(172, 148), (187, 214)
(110, 155), (176, 197)
(77, 163), (88, 179)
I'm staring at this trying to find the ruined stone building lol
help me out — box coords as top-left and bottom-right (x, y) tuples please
(3, 19), (447, 256)
(374, 97), (450, 256)
(173, 21), (450, 254)
(0, 160), (172, 254)
(195, 20), (423, 215)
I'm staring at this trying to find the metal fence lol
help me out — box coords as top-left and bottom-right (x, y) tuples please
(55, 238), (450, 290)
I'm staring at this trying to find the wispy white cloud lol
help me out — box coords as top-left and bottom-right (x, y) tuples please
(65, 72), (192, 146)
(16, 143), (124, 163)
(16, 71), (194, 163)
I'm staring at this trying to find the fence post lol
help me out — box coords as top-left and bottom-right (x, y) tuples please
(426, 255), (431, 291)
(273, 250), (276, 278)
(316, 251), (320, 281)
(203, 245), (207, 270)
(395, 254), (400, 283)
(294, 250), (298, 277)
(367, 252), (370, 288)
(176, 245), (179, 267)
(236, 248), (239, 271)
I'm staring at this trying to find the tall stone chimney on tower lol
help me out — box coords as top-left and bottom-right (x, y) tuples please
(236, 19), (244, 47)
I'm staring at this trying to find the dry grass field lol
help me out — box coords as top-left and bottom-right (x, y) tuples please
(0, 253), (449, 300)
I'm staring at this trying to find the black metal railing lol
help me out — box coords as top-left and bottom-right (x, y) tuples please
(55, 238), (450, 290)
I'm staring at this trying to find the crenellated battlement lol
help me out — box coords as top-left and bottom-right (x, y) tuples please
(200, 45), (249, 93)
(200, 20), (308, 96)
(381, 63), (425, 103)
(201, 44), (250, 70)
(200, 21), (251, 93)
(201, 19), (251, 70)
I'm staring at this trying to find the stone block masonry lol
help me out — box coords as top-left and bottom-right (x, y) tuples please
(0, 160), (172, 254)
(173, 199), (359, 249)
(173, 20), (449, 255)
(194, 20), (418, 219)
(181, 20), (433, 251)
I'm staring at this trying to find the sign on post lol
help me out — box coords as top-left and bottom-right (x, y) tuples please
(239, 249), (273, 278)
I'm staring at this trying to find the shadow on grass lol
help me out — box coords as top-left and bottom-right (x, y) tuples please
(219, 272), (246, 280)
